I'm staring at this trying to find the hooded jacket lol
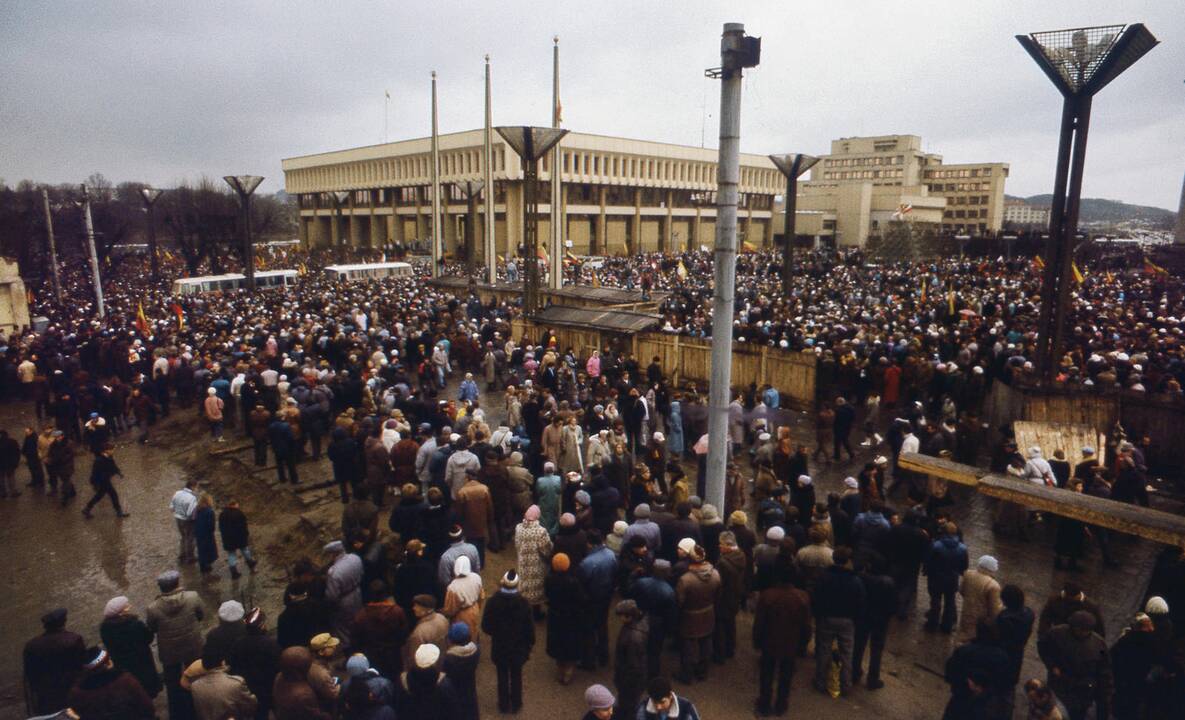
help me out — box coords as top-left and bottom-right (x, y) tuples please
(146, 588), (205, 666)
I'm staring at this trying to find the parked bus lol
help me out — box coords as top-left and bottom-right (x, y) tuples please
(171, 269), (298, 295)
(323, 261), (414, 282)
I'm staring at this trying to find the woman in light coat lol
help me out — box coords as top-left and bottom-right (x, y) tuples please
(514, 505), (553, 618)
(667, 398), (685, 457)
(557, 415), (584, 476)
(443, 555), (485, 640)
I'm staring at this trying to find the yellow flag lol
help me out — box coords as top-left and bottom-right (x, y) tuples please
(1033, 255), (1046, 271)
(1072, 262), (1085, 284)
(676, 260), (688, 280)
(948, 284), (956, 315)
(919, 277), (927, 304)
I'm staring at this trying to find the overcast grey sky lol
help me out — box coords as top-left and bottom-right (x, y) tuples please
(2, 1), (1182, 208)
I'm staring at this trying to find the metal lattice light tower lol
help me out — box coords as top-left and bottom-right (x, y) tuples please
(139, 187), (164, 282)
(769, 153), (819, 295)
(223, 175), (265, 291)
(495, 126), (568, 315)
(1017, 24), (1157, 379)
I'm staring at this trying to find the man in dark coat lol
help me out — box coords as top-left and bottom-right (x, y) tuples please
(480, 570), (536, 713)
(268, 416), (299, 484)
(886, 509), (930, 620)
(924, 522), (968, 633)
(81, 444), (129, 518)
(853, 554), (897, 690)
(351, 580), (409, 681)
(0, 428), (21, 497)
(752, 558), (811, 716)
(99, 596), (163, 699)
(23, 607), (86, 715)
(813, 547), (866, 696)
(612, 599), (649, 720)
(66, 646), (155, 719)
(228, 608), (281, 720)
(1037, 611), (1114, 720)
(327, 426), (359, 503)
(994, 584), (1034, 701)
(248, 404), (272, 467)
(218, 499), (257, 579)
(713, 531), (747, 662)
(943, 620), (1011, 720)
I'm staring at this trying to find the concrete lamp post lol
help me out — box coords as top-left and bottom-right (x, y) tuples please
(223, 175), (265, 292)
(495, 126), (568, 315)
(768, 153), (819, 296)
(139, 187), (164, 282)
(331, 190), (350, 261)
(1016, 23), (1157, 380)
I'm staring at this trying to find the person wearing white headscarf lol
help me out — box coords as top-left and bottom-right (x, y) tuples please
(442, 555), (485, 640)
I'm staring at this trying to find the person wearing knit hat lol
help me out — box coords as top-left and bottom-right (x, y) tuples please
(447, 621), (471, 646)
(560, 512), (577, 528)
(844, 476), (859, 490)
(546, 551), (584, 684)
(677, 537), (697, 557)
(524, 504), (541, 521)
(575, 490), (591, 507)
(414, 643), (440, 669)
(98, 595), (164, 699)
(728, 510), (747, 526)
(1145, 596), (1169, 615)
(584, 684), (615, 719)
(957, 556), (1002, 642)
(766, 526), (785, 542)
(607, 520), (629, 555)
(482, 567), (535, 712)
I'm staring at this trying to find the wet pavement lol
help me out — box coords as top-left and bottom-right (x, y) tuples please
(0, 386), (1165, 719)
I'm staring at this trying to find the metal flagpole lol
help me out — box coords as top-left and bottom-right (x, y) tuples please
(430, 71), (442, 278)
(484, 55), (496, 283)
(548, 35), (564, 290)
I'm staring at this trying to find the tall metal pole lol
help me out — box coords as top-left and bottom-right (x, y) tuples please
(523, 138), (539, 314)
(548, 36), (564, 290)
(430, 70), (442, 278)
(705, 23), (753, 512)
(1051, 95), (1092, 375)
(781, 172), (796, 295)
(1034, 97), (1077, 380)
(1176, 170), (1185, 245)
(80, 185), (105, 318)
(483, 55), (496, 282)
(41, 188), (62, 303)
(242, 194), (256, 292)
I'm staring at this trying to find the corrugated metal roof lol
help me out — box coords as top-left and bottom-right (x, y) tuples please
(533, 305), (660, 334)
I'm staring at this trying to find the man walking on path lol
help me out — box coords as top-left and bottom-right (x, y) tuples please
(82, 445), (129, 519)
(171, 479), (200, 565)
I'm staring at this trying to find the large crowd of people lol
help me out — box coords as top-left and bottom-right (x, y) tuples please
(4, 244), (1185, 719)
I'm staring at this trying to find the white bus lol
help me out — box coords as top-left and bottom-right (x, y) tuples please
(171, 269), (298, 295)
(323, 261), (414, 282)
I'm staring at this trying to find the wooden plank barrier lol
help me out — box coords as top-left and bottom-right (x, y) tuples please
(900, 452), (1185, 550)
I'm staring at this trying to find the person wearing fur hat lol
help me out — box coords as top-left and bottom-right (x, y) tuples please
(481, 569), (536, 713)
(99, 596), (163, 699)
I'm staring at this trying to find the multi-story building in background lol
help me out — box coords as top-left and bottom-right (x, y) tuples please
(283, 130), (783, 257)
(1003, 199), (1051, 229)
(773, 135), (1008, 247)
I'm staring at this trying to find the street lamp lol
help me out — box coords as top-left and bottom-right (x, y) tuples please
(495, 126), (568, 314)
(768, 153), (819, 295)
(1016, 23), (1157, 379)
(223, 175), (265, 291)
(139, 186), (164, 282)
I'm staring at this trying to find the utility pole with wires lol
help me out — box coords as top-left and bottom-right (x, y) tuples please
(703, 23), (760, 512)
(41, 188), (62, 303)
(79, 185), (105, 318)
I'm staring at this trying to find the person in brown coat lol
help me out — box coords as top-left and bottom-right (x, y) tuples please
(674, 544), (721, 684)
(351, 580), (409, 680)
(66, 647), (155, 720)
(272, 647), (332, 720)
(364, 435), (393, 508)
(249, 404), (272, 466)
(713, 531), (748, 662)
(752, 559), (812, 716)
(405, 594), (450, 672)
(454, 467), (497, 565)
(391, 433), (421, 488)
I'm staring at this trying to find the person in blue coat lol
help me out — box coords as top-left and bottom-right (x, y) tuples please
(194, 493), (219, 577)
(268, 417), (299, 485)
(535, 462), (563, 536)
(924, 522), (969, 633)
(666, 400), (685, 458)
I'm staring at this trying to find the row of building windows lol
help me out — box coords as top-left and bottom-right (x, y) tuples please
(822, 168), (906, 180)
(292, 149), (780, 193)
(924, 167), (996, 179)
(823, 155), (906, 168)
(928, 182), (993, 193)
(944, 208), (990, 219)
(948, 195), (991, 206)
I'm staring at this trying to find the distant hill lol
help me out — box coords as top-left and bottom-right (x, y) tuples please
(1008, 194), (1176, 227)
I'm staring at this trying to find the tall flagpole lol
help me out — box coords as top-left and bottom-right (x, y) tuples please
(483, 55), (496, 284)
(548, 35), (564, 289)
(430, 71), (442, 278)
(384, 90), (390, 143)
